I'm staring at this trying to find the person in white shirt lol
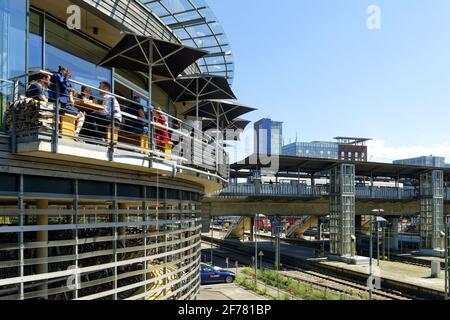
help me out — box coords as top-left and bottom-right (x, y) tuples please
(91, 81), (122, 138)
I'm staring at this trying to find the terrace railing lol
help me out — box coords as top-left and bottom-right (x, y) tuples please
(3, 72), (229, 182)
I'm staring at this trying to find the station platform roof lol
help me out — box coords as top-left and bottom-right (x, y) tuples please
(231, 154), (450, 179)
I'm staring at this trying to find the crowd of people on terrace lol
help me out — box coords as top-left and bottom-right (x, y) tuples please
(25, 66), (171, 151)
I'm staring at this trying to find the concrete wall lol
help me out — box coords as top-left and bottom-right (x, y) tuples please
(201, 198), (440, 217)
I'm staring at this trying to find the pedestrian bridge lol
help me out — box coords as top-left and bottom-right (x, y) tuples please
(203, 183), (450, 217)
(203, 155), (450, 258)
(211, 183), (450, 201)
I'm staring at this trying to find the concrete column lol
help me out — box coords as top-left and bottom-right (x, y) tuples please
(201, 204), (211, 233)
(36, 199), (49, 299)
(388, 218), (399, 251)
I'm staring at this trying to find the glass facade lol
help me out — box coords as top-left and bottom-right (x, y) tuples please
(29, 10), (43, 70)
(282, 141), (339, 159)
(143, 0), (234, 84)
(254, 118), (283, 155)
(0, 0), (27, 127)
(44, 16), (112, 87)
(0, 5), (175, 129)
(0, 0), (27, 79)
(394, 156), (446, 168)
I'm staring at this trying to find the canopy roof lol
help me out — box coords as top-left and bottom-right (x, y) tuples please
(202, 118), (251, 141)
(143, 0), (235, 84)
(231, 154), (450, 179)
(202, 118), (250, 131)
(182, 99), (256, 125)
(154, 74), (236, 102)
(97, 34), (208, 79)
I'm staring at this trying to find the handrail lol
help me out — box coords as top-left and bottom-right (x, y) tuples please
(6, 71), (230, 181)
(10, 70), (217, 143)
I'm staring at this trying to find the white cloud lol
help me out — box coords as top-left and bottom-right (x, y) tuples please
(367, 139), (450, 163)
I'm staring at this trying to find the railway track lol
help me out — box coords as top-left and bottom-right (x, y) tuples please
(202, 239), (409, 300)
(212, 227), (444, 271)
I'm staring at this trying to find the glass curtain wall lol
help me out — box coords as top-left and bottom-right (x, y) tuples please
(0, 0), (27, 129)
(1, 4), (173, 130)
(44, 16), (111, 88)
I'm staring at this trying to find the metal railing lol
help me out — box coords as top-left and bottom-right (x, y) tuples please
(215, 183), (328, 198)
(3, 71), (229, 181)
(212, 183), (428, 201)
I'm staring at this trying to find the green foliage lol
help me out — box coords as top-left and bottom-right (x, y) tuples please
(238, 268), (361, 300)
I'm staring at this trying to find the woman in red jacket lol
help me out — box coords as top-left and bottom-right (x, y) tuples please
(153, 106), (170, 151)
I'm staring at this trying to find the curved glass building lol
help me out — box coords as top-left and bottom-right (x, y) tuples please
(0, 0), (244, 300)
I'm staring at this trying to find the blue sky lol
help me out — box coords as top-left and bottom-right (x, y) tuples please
(208, 0), (450, 162)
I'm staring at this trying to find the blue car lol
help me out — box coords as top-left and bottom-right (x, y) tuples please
(200, 263), (235, 285)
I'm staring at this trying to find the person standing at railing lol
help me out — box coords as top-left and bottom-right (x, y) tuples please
(153, 106), (170, 152)
(48, 66), (85, 136)
(90, 81), (122, 139)
(26, 73), (51, 103)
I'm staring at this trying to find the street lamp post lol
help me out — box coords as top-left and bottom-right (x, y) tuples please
(369, 209), (386, 300)
(369, 214), (373, 300)
(254, 213), (258, 286)
(377, 219), (380, 266)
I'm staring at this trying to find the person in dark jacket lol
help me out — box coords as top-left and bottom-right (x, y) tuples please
(26, 73), (51, 102)
(48, 66), (85, 136)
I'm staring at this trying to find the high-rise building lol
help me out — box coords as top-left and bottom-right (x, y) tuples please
(254, 118), (283, 155)
(393, 156), (446, 168)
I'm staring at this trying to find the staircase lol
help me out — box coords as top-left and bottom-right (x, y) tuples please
(224, 217), (252, 239)
(286, 216), (319, 239)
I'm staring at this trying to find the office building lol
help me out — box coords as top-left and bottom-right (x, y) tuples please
(254, 118), (283, 155)
(393, 156), (446, 168)
(282, 137), (370, 161)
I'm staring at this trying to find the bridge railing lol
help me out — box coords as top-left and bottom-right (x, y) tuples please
(212, 183), (424, 201)
(215, 183), (328, 198)
(355, 186), (418, 200)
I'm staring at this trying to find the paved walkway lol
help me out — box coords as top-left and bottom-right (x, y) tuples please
(197, 283), (268, 300)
